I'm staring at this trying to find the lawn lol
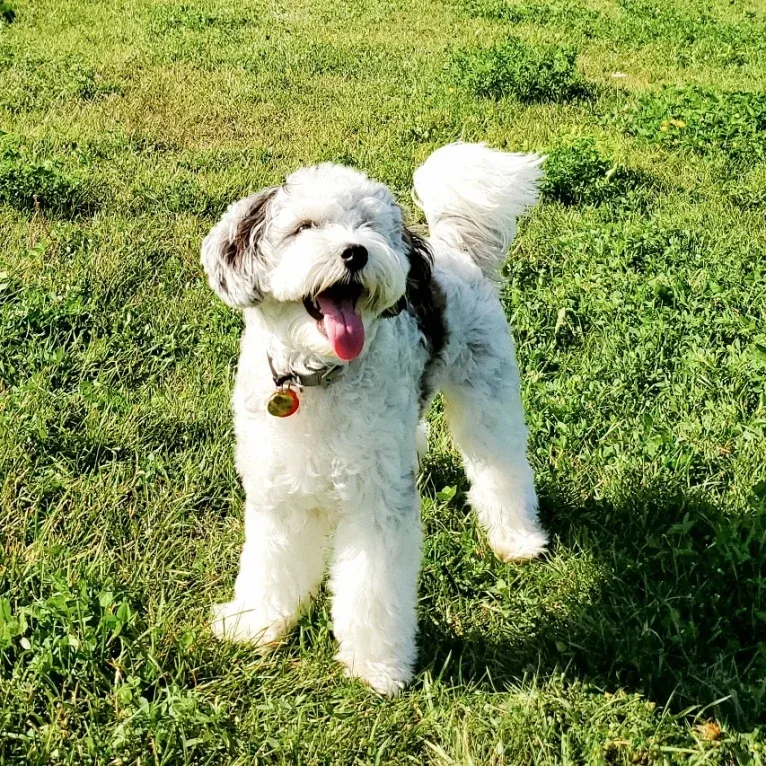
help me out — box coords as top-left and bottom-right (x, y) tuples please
(1, 0), (765, 762)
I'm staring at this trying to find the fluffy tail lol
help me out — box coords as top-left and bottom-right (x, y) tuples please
(412, 142), (544, 280)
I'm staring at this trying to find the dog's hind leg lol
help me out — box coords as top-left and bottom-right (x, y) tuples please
(443, 350), (547, 562)
(210, 502), (332, 646)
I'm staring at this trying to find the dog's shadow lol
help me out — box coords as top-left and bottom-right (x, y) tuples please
(416, 456), (766, 728)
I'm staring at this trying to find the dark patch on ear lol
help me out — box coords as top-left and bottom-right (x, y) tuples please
(401, 227), (448, 410)
(225, 186), (278, 269)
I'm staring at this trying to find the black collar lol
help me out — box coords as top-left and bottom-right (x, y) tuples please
(267, 354), (344, 389)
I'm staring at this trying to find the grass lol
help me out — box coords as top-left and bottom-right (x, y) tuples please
(1, 0), (765, 762)
(539, 137), (654, 206)
(452, 37), (587, 103)
(0, 134), (94, 215)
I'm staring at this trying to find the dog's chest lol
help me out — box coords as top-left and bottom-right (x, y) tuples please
(233, 323), (428, 503)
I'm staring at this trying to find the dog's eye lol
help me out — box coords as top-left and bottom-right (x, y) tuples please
(295, 221), (316, 235)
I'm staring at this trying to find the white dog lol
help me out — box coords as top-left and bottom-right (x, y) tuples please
(201, 143), (548, 695)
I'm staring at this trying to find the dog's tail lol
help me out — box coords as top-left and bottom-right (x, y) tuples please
(412, 142), (544, 280)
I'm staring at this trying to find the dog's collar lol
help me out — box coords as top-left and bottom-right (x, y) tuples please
(381, 296), (406, 318)
(267, 354), (344, 389)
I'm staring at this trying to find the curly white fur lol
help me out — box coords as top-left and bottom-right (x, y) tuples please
(202, 142), (547, 695)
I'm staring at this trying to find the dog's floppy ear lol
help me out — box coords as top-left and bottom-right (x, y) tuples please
(401, 226), (446, 355)
(402, 227), (433, 303)
(201, 186), (279, 308)
(382, 226), (434, 318)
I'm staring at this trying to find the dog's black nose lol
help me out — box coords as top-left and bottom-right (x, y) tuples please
(341, 244), (368, 272)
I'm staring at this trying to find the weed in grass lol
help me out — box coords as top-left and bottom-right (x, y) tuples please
(452, 37), (587, 103)
(620, 87), (766, 161)
(0, 272), (95, 389)
(0, 574), (236, 763)
(541, 138), (654, 208)
(0, 136), (94, 216)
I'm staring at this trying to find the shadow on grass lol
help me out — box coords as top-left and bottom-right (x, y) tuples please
(418, 461), (766, 728)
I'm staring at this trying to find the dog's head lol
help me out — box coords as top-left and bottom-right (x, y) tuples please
(201, 163), (430, 363)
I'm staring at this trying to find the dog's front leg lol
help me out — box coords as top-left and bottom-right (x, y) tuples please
(329, 482), (422, 696)
(211, 501), (331, 648)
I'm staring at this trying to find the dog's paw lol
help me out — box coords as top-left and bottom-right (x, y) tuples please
(210, 601), (286, 648)
(337, 653), (413, 696)
(486, 524), (548, 563)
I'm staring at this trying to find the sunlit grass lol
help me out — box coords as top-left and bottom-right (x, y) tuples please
(1, 0), (765, 762)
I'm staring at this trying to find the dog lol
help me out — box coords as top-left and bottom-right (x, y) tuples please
(201, 143), (548, 695)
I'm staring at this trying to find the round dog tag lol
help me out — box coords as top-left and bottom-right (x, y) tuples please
(267, 388), (300, 417)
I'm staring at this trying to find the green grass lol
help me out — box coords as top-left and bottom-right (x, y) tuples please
(452, 37), (587, 103)
(1, 0), (765, 762)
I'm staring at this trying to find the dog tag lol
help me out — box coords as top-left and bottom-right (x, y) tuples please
(267, 387), (300, 417)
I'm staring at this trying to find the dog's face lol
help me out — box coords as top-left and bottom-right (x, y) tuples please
(202, 163), (429, 363)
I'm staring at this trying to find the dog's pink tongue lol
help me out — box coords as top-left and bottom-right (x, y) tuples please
(317, 292), (365, 361)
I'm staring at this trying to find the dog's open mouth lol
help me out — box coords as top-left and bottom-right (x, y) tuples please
(303, 283), (365, 361)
